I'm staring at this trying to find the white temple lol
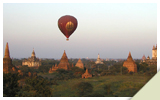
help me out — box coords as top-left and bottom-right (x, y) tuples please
(95, 53), (104, 64)
(22, 48), (41, 68)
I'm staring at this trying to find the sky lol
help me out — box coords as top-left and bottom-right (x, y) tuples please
(3, 3), (157, 59)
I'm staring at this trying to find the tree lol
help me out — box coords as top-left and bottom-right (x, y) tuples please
(109, 62), (124, 75)
(71, 67), (85, 78)
(54, 69), (74, 80)
(38, 65), (51, 73)
(145, 65), (157, 76)
(19, 65), (29, 73)
(129, 71), (134, 75)
(24, 76), (52, 97)
(103, 84), (113, 96)
(3, 73), (20, 97)
(12, 58), (22, 66)
(122, 67), (128, 75)
(73, 82), (93, 96)
(138, 62), (149, 73)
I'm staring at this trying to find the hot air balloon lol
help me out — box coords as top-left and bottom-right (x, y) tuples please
(58, 15), (78, 41)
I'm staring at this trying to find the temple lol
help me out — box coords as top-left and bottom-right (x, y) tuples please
(22, 48), (41, 68)
(57, 50), (70, 70)
(75, 58), (84, 69)
(49, 50), (71, 73)
(95, 53), (103, 64)
(152, 44), (157, 59)
(123, 52), (137, 73)
(3, 42), (17, 73)
(141, 44), (157, 66)
(49, 64), (58, 73)
(82, 69), (92, 78)
(141, 55), (146, 62)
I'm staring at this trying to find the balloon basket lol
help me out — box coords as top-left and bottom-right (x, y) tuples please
(66, 38), (69, 41)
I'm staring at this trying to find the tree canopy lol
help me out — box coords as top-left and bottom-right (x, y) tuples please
(3, 73), (20, 97)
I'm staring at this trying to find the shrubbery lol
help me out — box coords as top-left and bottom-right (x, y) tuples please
(54, 69), (74, 80)
(18, 76), (52, 97)
(73, 82), (93, 96)
(103, 84), (113, 96)
(3, 73), (20, 97)
(53, 67), (85, 80)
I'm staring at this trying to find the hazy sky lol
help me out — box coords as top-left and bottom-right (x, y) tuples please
(3, 3), (157, 59)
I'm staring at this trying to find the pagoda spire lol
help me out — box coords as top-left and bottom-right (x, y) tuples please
(86, 68), (89, 73)
(57, 50), (69, 70)
(129, 51), (131, 56)
(75, 58), (84, 69)
(60, 50), (68, 63)
(127, 51), (133, 61)
(4, 42), (10, 58)
(98, 53), (100, 59)
(62, 50), (68, 59)
(31, 48), (36, 57)
(63, 50), (66, 55)
(77, 58), (82, 63)
(95, 53), (103, 64)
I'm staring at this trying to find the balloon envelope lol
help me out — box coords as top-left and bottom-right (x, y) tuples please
(58, 15), (78, 40)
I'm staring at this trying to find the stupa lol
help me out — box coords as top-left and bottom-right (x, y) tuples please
(75, 58), (84, 69)
(57, 50), (70, 70)
(123, 52), (137, 73)
(141, 55), (146, 62)
(95, 53), (103, 64)
(3, 42), (17, 73)
(49, 50), (70, 73)
(82, 69), (92, 78)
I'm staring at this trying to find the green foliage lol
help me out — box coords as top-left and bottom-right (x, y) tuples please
(144, 65), (157, 76)
(3, 73), (20, 97)
(38, 59), (59, 73)
(99, 61), (128, 76)
(122, 67), (128, 75)
(71, 67), (85, 78)
(100, 66), (128, 76)
(136, 62), (157, 76)
(19, 65), (38, 76)
(100, 70), (111, 76)
(138, 62), (149, 72)
(103, 84), (113, 96)
(129, 71), (134, 75)
(91, 61), (124, 76)
(16, 90), (36, 97)
(12, 58), (22, 66)
(56, 69), (69, 74)
(109, 62), (124, 75)
(71, 66), (84, 73)
(19, 65), (29, 72)
(50, 75), (151, 97)
(22, 84), (33, 92)
(50, 79), (59, 85)
(73, 82), (93, 96)
(54, 69), (74, 80)
(38, 65), (51, 73)
(22, 76), (52, 97)
(41, 59), (59, 65)
(110, 81), (144, 97)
